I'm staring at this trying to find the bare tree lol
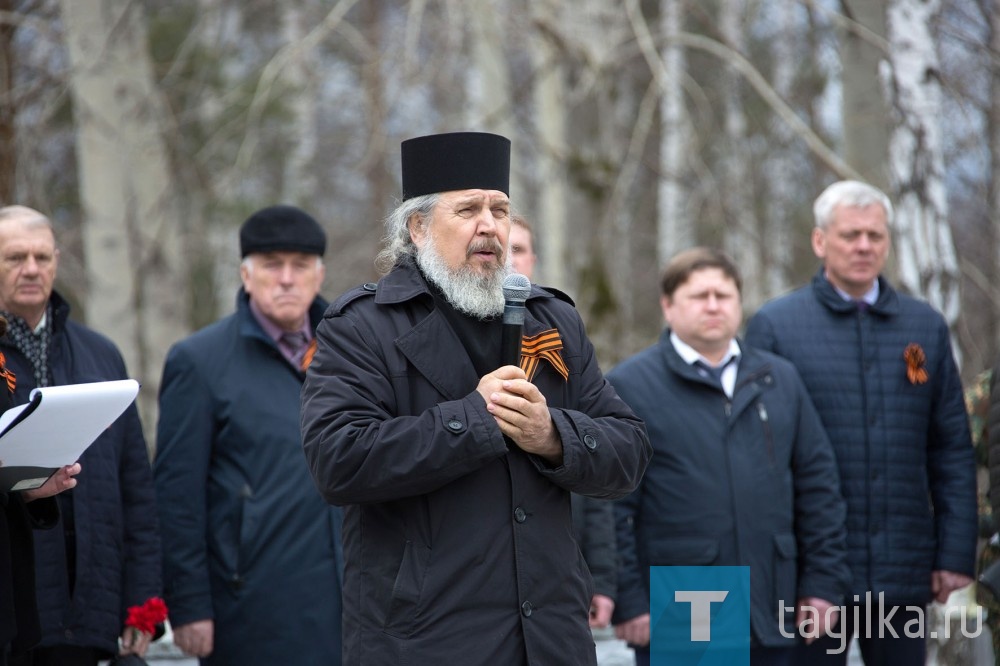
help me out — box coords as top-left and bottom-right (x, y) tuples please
(0, 0), (16, 202)
(529, 0), (571, 289)
(718, 0), (763, 311)
(884, 0), (962, 343)
(762, 1), (800, 298)
(840, 0), (891, 190)
(59, 0), (187, 444)
(281, 1), (320, 204)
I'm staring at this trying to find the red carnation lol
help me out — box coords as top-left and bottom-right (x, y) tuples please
(125, 597), (168, 636)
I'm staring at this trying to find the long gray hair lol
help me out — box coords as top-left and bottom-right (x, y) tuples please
(374, 194), (440, 274)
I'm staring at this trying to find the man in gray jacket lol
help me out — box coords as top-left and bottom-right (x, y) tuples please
(609, 247), (849, 666)
(300, 131), (651, 665)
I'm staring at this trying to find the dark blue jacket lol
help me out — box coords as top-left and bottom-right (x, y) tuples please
(7, 292), (161, 655)
(607, 333), (849, 646)
(745, 271), (977, 603)
(155, 290), (342, 666)
(300, 260), (651, 666)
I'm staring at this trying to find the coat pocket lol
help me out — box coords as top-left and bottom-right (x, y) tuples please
(383, 539), (431, 638)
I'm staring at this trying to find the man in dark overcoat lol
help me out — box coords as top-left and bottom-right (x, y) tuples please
(155, 206), (343, 665)
(300, 131), (651, 665)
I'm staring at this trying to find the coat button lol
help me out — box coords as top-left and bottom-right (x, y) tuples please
(521, 601), (534, 617)
(447, 419), (465, 432)
(514, 507), (527, 523)
(583, 434), (598, 451)
(362, 282), (377, 291)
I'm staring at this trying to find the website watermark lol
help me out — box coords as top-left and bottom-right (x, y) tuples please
(779, 591), (985, 655)
(650, 566), (750, 665)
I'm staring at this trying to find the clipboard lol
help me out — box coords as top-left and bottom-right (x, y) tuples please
(0, 379), (140, 492)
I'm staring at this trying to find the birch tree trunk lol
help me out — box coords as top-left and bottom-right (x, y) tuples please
(656, 0), (691, 269)
(529, 0), (570, 289)
(59, 0), (187, 446)
(762, 2), (796, 299)
(884, 0), (961, 343)
(719, 0), (763, 311)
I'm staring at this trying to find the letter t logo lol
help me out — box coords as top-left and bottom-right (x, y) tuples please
(675, 590), (729, 641)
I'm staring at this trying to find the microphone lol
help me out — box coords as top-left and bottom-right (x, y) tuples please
(500, 273), (531, 367)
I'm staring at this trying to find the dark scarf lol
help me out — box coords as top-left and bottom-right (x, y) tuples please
(1, 305), (51, 388)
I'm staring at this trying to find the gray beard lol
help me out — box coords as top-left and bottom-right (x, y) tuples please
(416, 237), (508, 319)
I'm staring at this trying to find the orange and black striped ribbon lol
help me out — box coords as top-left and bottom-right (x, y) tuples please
(519, 329), (569, 382)
(300, 338), (318, 372)
(0, 351), (14, 393)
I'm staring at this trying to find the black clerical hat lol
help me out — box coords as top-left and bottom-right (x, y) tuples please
(239, 205), (326, 258)
(401, 132), (511, 201)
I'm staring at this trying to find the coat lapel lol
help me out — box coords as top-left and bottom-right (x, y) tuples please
(395, 307), (479, 401)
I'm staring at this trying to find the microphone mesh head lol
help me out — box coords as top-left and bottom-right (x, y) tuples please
(502, 273), (532, 303)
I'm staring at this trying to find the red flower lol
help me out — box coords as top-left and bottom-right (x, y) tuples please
(125, 597), (168, 636)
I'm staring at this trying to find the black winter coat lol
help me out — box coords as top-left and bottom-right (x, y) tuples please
(607, 333), (849, 646)
(745, 271), (977, 603)
(9, 292), (161, 655)
(300, 260), (651, 665)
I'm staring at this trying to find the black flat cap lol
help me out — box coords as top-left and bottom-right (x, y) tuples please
(401, 132), (510, 201)
(239, 205), (326, 258)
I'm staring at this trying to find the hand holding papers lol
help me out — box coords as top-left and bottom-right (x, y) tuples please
(0, 379), (140, 492)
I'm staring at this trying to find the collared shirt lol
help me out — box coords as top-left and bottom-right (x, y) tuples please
(670, 332), (741, 398)
(248, 298), (312, 367)
(833, 280), (879, 307)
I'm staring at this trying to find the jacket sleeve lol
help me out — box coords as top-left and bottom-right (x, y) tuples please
(788, 371), (850, 605)
(154, 344), (215, 626)
(603, 365), (649, 623)
(611, 485), (647, 623)
(574, 494), (617, 600)
(529, 312), (651, 500)
(118, 399), (162, 613)
(927, 325), (978, 577)
(301, 310), (511, 506)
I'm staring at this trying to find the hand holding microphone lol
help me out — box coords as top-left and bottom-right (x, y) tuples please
(479, 274), (563, 464)
(500, 273), (531, 367)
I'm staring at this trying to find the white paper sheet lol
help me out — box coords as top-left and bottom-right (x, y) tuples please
(0, 379), (140, 468)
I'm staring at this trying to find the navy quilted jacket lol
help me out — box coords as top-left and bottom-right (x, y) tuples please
(745, 270), (977, 604)
(6, 292), (161, 654)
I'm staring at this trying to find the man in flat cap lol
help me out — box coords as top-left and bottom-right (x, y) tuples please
(301, 131), (651, 665)
(155, 205), (343, 665)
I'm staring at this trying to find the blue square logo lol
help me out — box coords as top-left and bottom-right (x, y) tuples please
(649, 566), (750, 666)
